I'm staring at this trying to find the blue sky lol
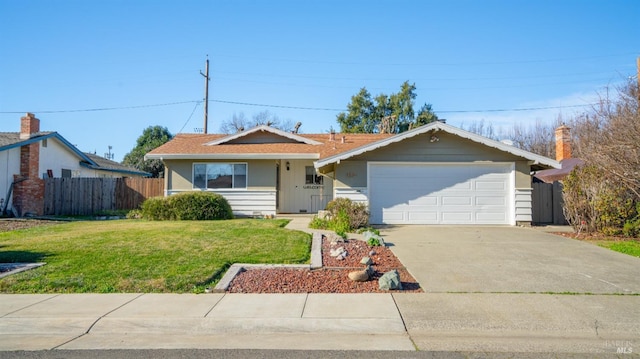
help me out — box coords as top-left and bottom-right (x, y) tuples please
(1, 0), (638, 162)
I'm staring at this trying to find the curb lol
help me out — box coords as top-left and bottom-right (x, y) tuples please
(213, 232), (322, 292)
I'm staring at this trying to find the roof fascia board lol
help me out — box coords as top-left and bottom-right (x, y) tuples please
(0, 132), (98, 166)
(204, 125), (322, 146)
(145, 153), (319, 160)
(0, 132), (58, 152)
(79, 162), (151, 177)
(315, 122), (560, 169)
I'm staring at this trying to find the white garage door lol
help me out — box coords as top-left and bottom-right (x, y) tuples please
(369, 163), (513, 225)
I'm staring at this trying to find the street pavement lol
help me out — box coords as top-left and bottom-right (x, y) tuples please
(0, 216), (638, 355)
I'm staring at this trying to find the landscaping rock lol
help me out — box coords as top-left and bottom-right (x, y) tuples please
(348, 269), (370, 282)
(379, 269), (403, 290)
(330, 247), (345, 257)
(360, 256), (372, 265)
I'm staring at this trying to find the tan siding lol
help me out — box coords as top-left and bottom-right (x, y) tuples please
(515, 161), (532, 188)
(334, 160), (367, 188)
(248, 160), (277, 188)
(165, 160), (193, 191)
(354, 132), (520, 162)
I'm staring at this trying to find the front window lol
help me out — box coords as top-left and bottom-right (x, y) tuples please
(305, 166), (323, 185)
(193, 163), (247, 189)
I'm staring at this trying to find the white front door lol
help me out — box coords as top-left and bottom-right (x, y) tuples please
(369, 162), (513, 225)
(278, 159), (332, 213)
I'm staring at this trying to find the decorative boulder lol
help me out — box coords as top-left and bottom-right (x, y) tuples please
(379, 270), (403, 290)
(360, 256), (373, 265)
(348, 270), (370, 282)
(330, 247), (345, 257)
(348, 265), (374, 282)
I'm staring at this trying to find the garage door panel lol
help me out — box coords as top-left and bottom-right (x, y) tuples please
(475, 181), (507, 191)
(441, 196), (473, 206)
(407, 211), (438, 222)
(381, 210), (405, 222)
(370, 163), (512, 225)
(408, 196), (438, 206)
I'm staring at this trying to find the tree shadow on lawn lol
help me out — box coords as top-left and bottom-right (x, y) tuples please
(0, 249), (50, 278)
(0, 249), (50, 264)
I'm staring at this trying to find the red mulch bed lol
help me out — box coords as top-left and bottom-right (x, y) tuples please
(227, 235), (422, 293)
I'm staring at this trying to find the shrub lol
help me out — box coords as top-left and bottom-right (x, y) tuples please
(563, 165), (638, 235)
(141, 197), (174, 220)
(325, 197), (369, 230)
(308, 198), (369, 237)
(309, 216), (330, 229)
(332, 209), (351, 238)
(140, 192), (233, 220)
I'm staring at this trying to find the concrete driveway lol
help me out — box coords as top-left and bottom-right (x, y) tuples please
(381, 226), (640, 294)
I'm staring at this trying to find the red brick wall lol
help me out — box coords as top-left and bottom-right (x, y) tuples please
(13, 138), (45, 216)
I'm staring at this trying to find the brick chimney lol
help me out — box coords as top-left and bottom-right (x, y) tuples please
(20, 113), (40, 139)
(13, 113), (45, 216)
(555, 125), (571, 161)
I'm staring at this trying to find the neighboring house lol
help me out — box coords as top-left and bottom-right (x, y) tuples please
(0, 113), (150, 216)
(146, 121), (559, 225)
(534, 125), (585, 184)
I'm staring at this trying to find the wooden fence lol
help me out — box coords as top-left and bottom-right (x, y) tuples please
(531, 181), (567, 225)
(44, 177), (164, 216)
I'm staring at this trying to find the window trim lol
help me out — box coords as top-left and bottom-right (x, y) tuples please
(192, 162), (248, 190)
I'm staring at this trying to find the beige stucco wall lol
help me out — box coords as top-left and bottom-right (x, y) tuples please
(164, 159), (277, 191)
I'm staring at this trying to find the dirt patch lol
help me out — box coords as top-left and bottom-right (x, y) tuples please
(0, 219), (62, 233)
(227, 236), (422, 293)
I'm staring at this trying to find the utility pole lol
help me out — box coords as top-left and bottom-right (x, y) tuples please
(200, 56), (210, 134)
(636, 56), (639, 91)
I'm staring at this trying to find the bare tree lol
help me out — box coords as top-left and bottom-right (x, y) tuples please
(569, 81), (640, 198)
(219, 111), (296, 134)
(562, 80), (640, 234)
(460, 119), (501, 140)
(505, 118), (561, 158)
(219, 112), (249, 134)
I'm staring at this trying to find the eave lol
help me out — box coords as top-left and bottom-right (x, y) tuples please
(145, 153), (320, 161)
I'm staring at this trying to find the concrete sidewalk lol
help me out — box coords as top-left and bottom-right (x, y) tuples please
(0, 293), (413, 351)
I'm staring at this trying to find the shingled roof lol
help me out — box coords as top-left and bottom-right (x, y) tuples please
(145, 126), (392, 160)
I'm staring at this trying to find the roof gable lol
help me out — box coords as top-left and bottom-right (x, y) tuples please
(315, 121), (560, 169)
(204, 125), (322, 146)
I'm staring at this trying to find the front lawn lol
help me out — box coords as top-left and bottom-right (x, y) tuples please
(558, 232), (640, 258)
(0, 219), (311, 293)
(597, 239), (640, 257)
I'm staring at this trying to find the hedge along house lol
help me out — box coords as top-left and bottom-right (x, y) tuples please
(145, 122), (559, 225)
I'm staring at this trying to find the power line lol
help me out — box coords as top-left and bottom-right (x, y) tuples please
(210, 99), (344, 111)
(211, 52), (639, 67)
(177, 101), (202, 134)
(436, 104), (592, 114)
(0, 99), (595, 116)
(0, 100), (200, 114)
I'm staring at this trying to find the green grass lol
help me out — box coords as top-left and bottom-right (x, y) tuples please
(0, 219), (311, 293)
(598, 240), (640, 258)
